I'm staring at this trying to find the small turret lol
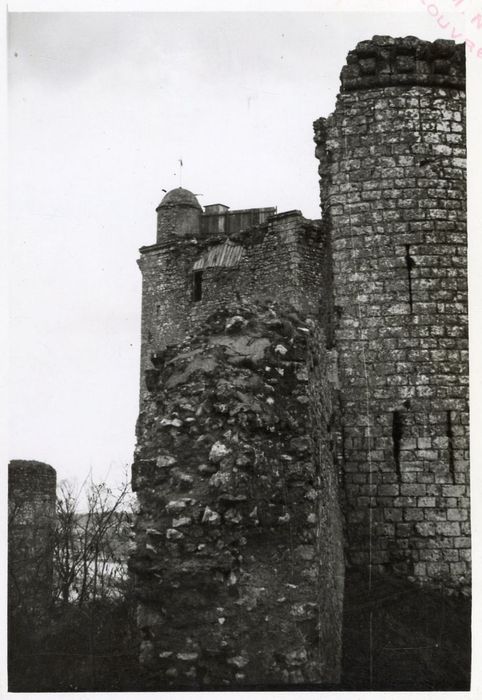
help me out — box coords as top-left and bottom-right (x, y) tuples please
(155, 187), (202, 244)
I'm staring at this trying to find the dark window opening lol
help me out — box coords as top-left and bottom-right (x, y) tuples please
(405, 245), (416, 313)
(193, 270), (203, 302)
(392, 410), (403, 480)
(446, 410), (456, 483)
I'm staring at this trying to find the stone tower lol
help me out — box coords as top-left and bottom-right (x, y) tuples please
(137, 187), (327, 409)
(314, 36), (469, 591)
(8, 460), (57, 617)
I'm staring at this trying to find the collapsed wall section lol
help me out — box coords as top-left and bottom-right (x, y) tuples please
(131, 302), (343, 688)
(138, 210), (326, 409)
(314, 36), (469, 591)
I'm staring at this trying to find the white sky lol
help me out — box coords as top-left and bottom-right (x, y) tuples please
(6, 5), (477, 495)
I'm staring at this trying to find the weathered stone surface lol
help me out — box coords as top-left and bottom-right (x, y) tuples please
(208, 441), (231, 463)
(131, 302), (343, 688)
(314, 36), (469, 593)
(8, 460), (57, 618)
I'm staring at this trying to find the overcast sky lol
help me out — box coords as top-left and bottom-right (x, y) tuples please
(8, 8), (468, 494)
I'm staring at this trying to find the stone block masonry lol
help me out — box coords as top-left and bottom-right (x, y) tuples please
(131, 302), (344, 687)
(314, 35), (469, 592)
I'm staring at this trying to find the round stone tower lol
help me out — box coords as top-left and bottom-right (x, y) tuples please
(8, 460), (57, 616)
(314, 36), (469, 591)
(156, 187), (202, 244)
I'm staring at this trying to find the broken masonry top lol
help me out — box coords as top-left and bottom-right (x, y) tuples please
(9, 460), (57, 491)
(340, 35), (465, 92)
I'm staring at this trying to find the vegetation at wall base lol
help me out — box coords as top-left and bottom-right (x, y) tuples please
(8, 569), (470, 692)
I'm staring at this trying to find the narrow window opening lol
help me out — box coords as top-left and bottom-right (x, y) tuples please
(327, 412), (335, 455)
(405, 245), (416, 313)
(392, 411), (403, 480)
(192, 270), (203, 302)
(446, 410), (455, 483)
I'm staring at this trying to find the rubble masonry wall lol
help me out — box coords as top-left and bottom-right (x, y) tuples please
(131, 303), (344, 687)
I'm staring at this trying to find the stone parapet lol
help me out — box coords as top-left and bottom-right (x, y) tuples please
(340, 36), (465, 92)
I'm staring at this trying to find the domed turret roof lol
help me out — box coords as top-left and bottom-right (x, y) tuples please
(156, 187), (202, 211)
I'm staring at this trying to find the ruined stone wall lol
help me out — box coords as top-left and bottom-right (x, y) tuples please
(138, 240), (198, 406)
(314, 36), (469, 591)
(138, 211), (326, 409)
(8, 460), (57, 616)
(131, 302), (343, 688)
(189, 213), (324, 324)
